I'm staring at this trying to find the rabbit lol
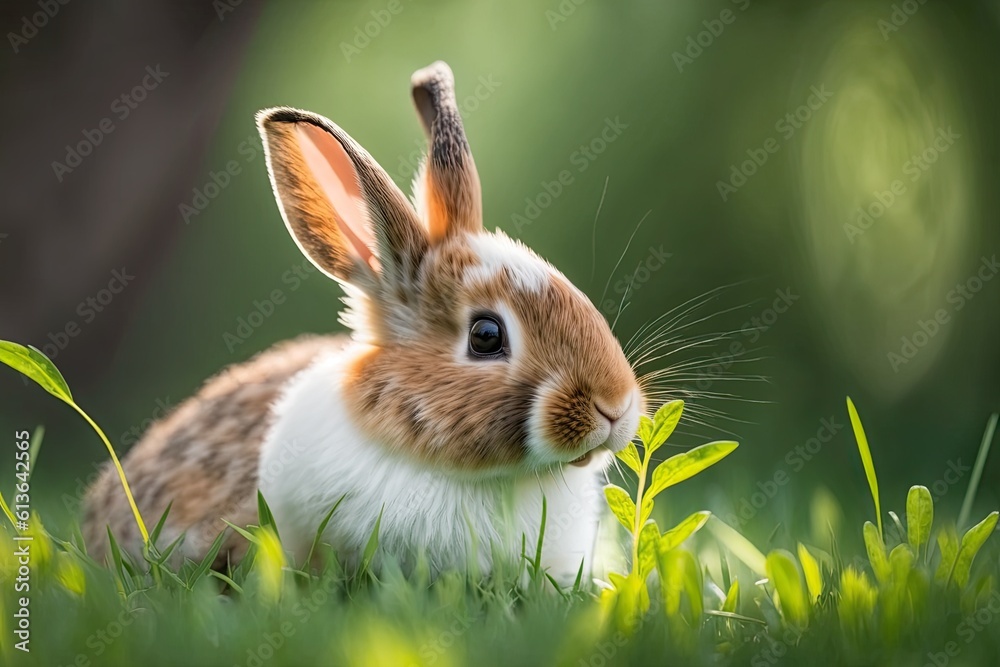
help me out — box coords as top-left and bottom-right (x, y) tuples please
(82, 61), (642, 585)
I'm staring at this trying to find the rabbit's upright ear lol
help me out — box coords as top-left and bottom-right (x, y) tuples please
(411, 62), (482, 242)
(257, 108), (428, 291)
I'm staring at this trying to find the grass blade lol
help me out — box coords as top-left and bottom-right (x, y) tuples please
(707, 515), (766, 576)
(27, 425), (44, 483)
(958, 413), (998, 529)
(533, 496), (548, 580)
(360, 506), (384, 575)
(304, 494), (346, 568)
(208, 569), (244, 594)
(847, 397), (882, 539)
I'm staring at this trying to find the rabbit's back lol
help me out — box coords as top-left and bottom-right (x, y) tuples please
(82, 334), (347, 565)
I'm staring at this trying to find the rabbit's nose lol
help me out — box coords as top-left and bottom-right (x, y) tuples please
(595, 393), (634, 424)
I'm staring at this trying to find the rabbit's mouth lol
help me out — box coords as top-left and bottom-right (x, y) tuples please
(568, 449), (598, 467)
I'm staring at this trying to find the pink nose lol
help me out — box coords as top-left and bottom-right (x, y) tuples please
(595, 394), (633, 424)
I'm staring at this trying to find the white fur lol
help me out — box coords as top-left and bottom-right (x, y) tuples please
(466, 231), (553, 293)
(258, 347), (608, 585)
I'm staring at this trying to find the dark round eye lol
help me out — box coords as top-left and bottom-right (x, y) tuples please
(469, 317), (504, 357)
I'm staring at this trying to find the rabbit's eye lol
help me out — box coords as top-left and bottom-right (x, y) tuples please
(469, 317), (504, 358)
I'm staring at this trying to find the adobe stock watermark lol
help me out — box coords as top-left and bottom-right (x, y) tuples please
(887, 254), (998, 373)
(410, 611), (479, 666)
(751, 622), (813, 666)
(213, 0), (247, 21)
(223, 259), (318, 353)
(878, 0), (931, 40)
(58, 609), (142, 666)
(545, 0), (588, 31)
(601, 245), (673, 316)
(7, 0), (72, 54)
(35, 268), (135, 363)
(392, 73), (502, 185)
(672, 0), (752, 73)
(923, 591), (1000, 667)
(510, 116), (628, 235)
(694, 287), (799, 389)
(179, 133), (265, 224)
(339, 0), (413, 63)
(60, 395), (173, 514)
(723, 415), (844, 528)
(716, 84), (833, 202)
(51, 65), (170, 182)
(844, 126), (960, 243)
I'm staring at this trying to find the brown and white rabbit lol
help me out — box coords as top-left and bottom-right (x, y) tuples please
(82, 62), (642, 584)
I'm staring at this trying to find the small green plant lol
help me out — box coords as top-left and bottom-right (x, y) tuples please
(600, 399), (738, 638)
(0, 341), (147, 543)
(755, 397), (999, 648)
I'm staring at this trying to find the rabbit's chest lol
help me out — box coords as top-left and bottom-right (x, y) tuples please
(258, 351), (604, 580)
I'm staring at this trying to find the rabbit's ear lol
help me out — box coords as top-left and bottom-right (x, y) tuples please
(257, 108), (428, 291)
(411, 62), (482, 242)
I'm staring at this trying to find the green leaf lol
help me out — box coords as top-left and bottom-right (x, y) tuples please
(257, 490), (280, 542)
(645, 400), (684, 454)
(659, 511), (711, 553)
(888, 543), (914, 583)
(722, 579), (740, 613)
(360, 506), (384, 575)
(148, 502), (174, 550)
(222, 520), (258, 545)
(208, 570), (244, 595)
(615, 442), (642, 474)
(906, 485), (933, 556)
(645, 440), (738, 501)
(797, 543), (823, 603)
(636, 415), (654, 448)
(765, 549), (809, 628)
(188, 529), (228, 588)
(847, 397), (882, 538)
(935, 525), (960, 586)
(606, 572), (649, 636)
(657, 548), (703, 626)
(706, 515), (767, 576)
(639, 494), (655, 527)
(0, 339), (148, 544)
(637, 521), (659, 579)
(604, 484), (637, 533)
(0, 490), (16, 530)
(863, 521), (890, 584)
(0, 340), (73, 402)
(953, 511), (999, 588)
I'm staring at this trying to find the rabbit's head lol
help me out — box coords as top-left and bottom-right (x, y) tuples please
(257, 62), (642, 475)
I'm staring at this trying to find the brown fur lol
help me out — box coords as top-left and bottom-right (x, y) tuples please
(411, 61), (483, 241)
(82, 335), (345, 565)
(342, 240), (637, 470)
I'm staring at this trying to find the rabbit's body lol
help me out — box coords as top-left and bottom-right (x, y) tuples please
(82, 335), (346, 566)
(261, 333), (607, 584)
(83, 62), (642, 583)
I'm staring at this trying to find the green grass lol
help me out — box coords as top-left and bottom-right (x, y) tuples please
(2, 344), (1000, 666)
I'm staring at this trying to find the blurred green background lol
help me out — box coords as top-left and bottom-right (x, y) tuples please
(3, 0), (999, 547)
